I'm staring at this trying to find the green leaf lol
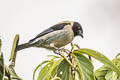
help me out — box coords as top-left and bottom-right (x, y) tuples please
(4, 78), (8, 80)
(95, 65), (110, 80)
(9, 34), (19, 65)
(56, 59), (73, 80)
(105, 70), (114, 80)
(0, 53), (4, 80)
(95, 56), (120, 80)
(51, 77), (61, 80)
(112, 58), (120, 70)
(47, 55), (60, 58)
(75, 49), (120, 75)
(105, 57), (120, 80)
(37, 59), (62, 80)
(73, 53), (95, 80)
(0, 39), (4, 80)
(33, 60), (49, 80)
(105, 70), (120, 80)
(8, 64), (22, 80)
(116, 53), (120, 58)
(37, 63), (49, 80)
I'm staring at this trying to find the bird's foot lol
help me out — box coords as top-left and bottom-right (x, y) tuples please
(53, 48), (65, 57)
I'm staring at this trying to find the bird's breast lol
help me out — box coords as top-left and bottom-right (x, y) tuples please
(54, 30), (74, 48)
(46, 29), (74, 48)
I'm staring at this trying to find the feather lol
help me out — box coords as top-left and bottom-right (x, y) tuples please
(16, 42), (32, 51)
(29, 23), (70, 42)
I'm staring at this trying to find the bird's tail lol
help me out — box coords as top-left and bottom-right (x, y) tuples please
(16, 42), (33, 51)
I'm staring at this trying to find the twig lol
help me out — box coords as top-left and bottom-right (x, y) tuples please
(5, 66), (11, 80)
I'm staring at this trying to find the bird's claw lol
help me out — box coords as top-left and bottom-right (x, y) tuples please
(53, 48), (65, 57)
(58, 48), (65, 52)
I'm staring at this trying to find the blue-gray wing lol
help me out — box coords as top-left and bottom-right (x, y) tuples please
(29, 23), (70, 42)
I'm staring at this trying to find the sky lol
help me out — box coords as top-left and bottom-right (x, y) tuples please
(0, 0), (120, 80)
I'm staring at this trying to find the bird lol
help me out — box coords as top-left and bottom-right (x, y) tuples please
(16, 21), (83, 52)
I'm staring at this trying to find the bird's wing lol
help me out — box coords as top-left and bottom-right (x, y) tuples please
(29, 23), (70, 42)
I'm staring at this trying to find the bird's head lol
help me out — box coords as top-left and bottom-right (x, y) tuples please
(59, 21), (83, 38)
(72, 21), (83, 38)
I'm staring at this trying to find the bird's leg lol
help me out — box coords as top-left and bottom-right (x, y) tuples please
(53, 50), (64, 57)
(50, 43), (63, 56)
(66, 43), (74, 62)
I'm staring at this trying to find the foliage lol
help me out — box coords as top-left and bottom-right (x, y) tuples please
(95, 53), (120, 80)
(0, 35), (21, 80)
(33, 44), (120, 80)
(0, 35), (120, 80)
(0, 39), (4, 80)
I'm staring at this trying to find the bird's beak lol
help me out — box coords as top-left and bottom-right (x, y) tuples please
(79, 33), (83, 38)
(80, 34), (83, 38)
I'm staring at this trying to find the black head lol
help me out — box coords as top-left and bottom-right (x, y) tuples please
(72, 21), (83, 38)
